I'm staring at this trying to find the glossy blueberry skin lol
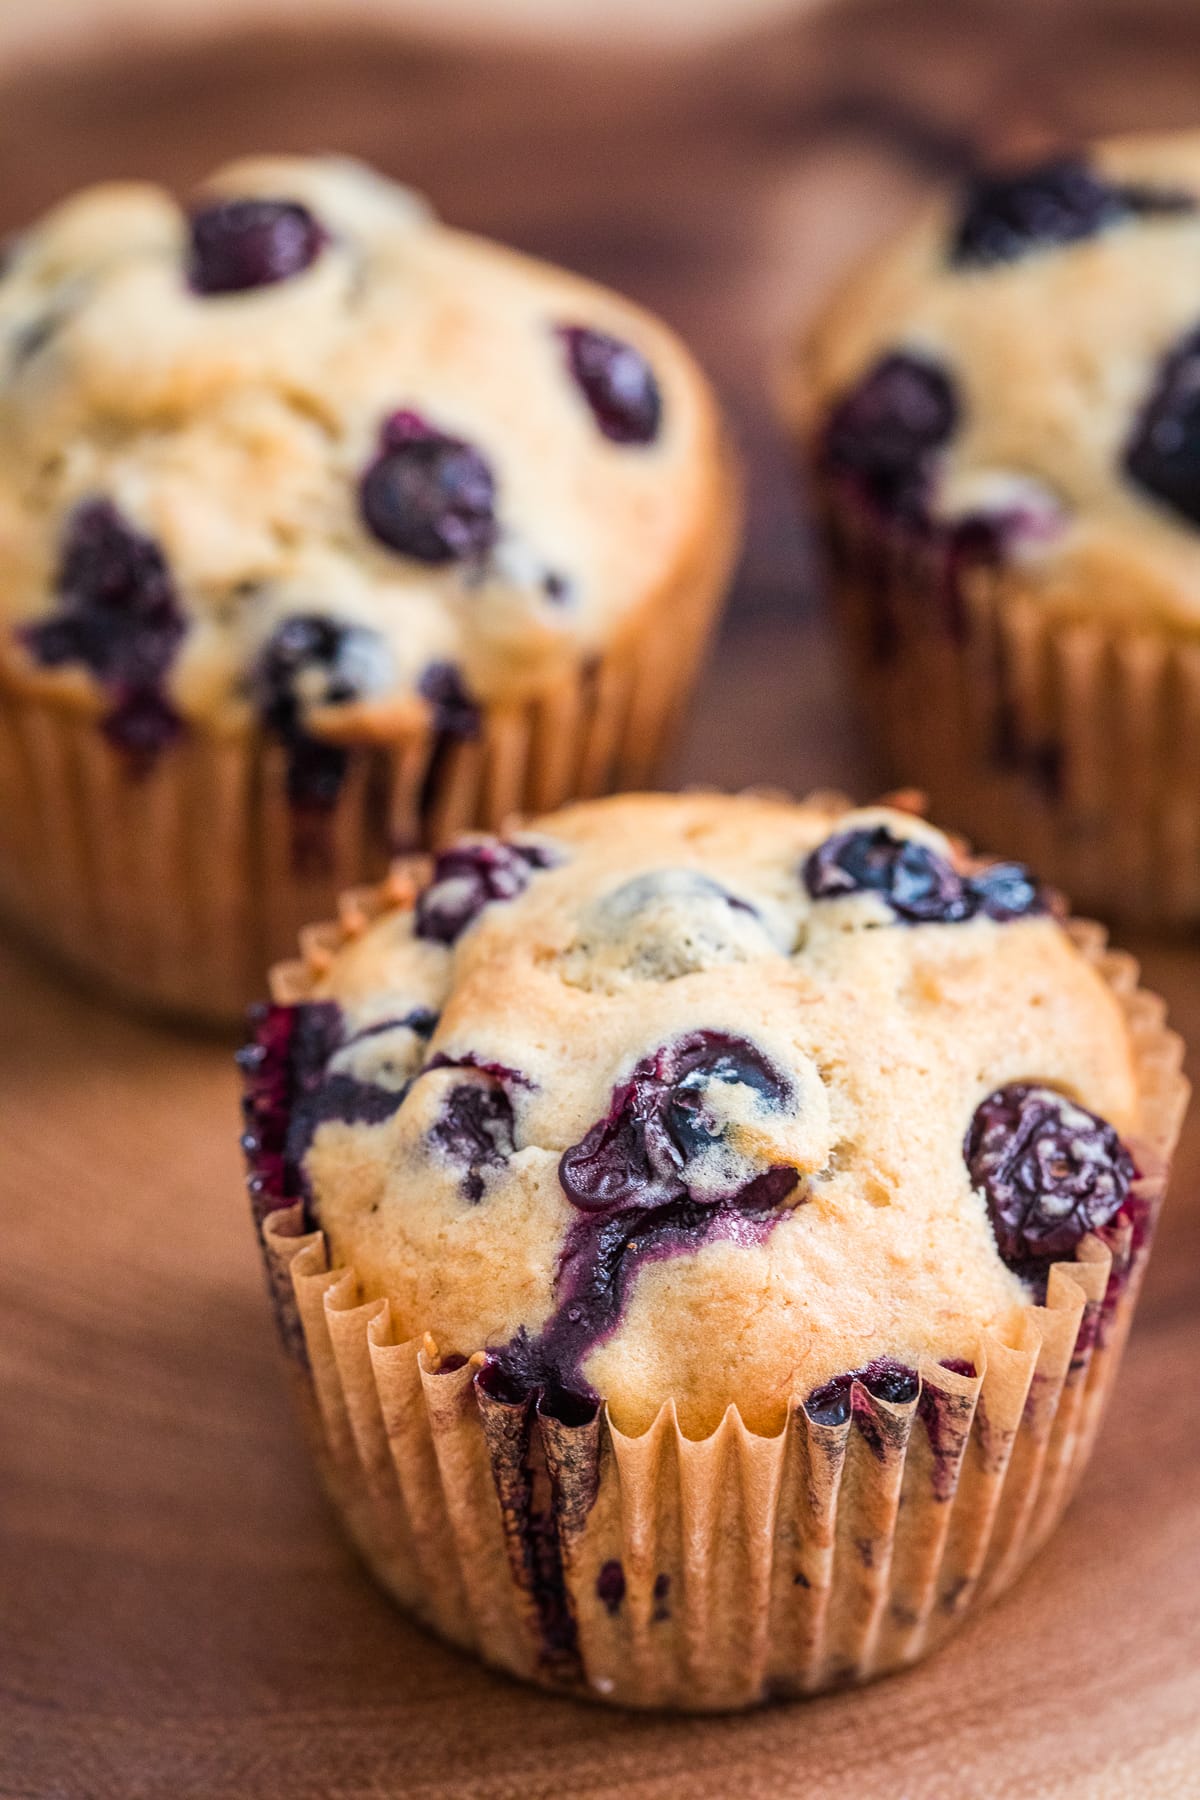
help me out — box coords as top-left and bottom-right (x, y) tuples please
(965, 1082), (1134, 1269)
(950, 157), (1193, 268)
(821, 353), (959, 522)
(558, 326), (662, 445)
(360, 410), (497, 563)
(187, 198), (325, 294)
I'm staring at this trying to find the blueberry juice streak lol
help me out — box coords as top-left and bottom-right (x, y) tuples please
(478, 1031), (801, 1422)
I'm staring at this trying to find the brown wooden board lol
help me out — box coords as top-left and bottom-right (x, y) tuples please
(3, 5), (1200, 1794)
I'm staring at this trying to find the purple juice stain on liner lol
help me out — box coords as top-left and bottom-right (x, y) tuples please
(595, 1559), (626, 1616)
(21, 499), (187, 771)
(237, 999), (411, 1228)
(480, 1031), (801, 1422)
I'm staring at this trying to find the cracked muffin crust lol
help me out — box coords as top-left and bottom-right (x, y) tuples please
(242, 789), (1143, 1438)
(0, 153), (731, 765)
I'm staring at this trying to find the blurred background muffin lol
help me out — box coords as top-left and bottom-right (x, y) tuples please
(792, 130), (1200, 931)
(0, 154), (735, 1022)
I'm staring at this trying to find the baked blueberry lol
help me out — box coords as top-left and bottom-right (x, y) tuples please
(558, 326), (661, 445)
(821, 353), (959, 521)
(415, 836), (559, 945)
(805, 1359), (919, 1427)
(418, 660), (481, 738)
(361, 410), (497, 563)
(187, 197), (325, 294)
(950, 157), (1192, 269)
(428, 1077), (516, 1202)
(965, 1082), (1134, 1268)
(251, 612), (390, 810)
(1125, 326), (1200, 528)
(803, 825), (1044, 925)
(559, 1030), (796, 1213)
(22, 499), (186, 766)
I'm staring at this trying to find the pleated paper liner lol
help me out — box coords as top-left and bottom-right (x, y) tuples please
(0, 463), (735, 1026)
(251, 876), (1187, 1712)
(817, 476), (1200, 929)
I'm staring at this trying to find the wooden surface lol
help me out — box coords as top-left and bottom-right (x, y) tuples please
(4, 4), (1200, 1794)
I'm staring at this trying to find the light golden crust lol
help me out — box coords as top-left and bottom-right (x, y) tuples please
(0, 155), (732, 725)
(791, 130), (1200, 632)
(282, 790), (1142, 1437)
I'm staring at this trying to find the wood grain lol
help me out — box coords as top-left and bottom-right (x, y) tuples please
(3, 4), (1200, 1794)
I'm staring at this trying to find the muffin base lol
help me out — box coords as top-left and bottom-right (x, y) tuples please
(253, 886), (1186, 1711)
(0, 465), (735, 1026)
(819, 482), (1200, 930)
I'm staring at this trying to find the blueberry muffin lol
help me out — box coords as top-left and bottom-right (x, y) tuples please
(0, 156), (737, 1020)
(791, 130), (1200, 926)
(242, 790), (1185, 1709)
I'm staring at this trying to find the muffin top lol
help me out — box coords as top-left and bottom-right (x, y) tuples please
(242, 790), (1143, 1438)
(0, 155), (729, 764)
(796, 131), (1200, 631)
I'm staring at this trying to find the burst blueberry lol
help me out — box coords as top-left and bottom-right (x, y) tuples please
(415, 836), (559, 945)
(428, 1079), (516, 1202)
(965, 1082), (1134, 1268)
(21, 499), (186, 767)
(251, 612), (389, 810)
(804, 1359), (919, 1427)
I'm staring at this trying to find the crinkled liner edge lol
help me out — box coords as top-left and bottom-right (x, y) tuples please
(253, 792), (1189, 1711)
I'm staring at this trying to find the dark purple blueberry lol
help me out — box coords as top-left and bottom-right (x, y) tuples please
(803, 826), (1044, 926)
(1125, 326), (1200, 528)
(361, 410), (497, 563)
(939, 1357), (977, 1380)
(950, 158), (1193, 269)
(418, 661), (481, 738)
(821, 353), (958, 521)
(965, 1083), (1134, 1269)
(21, 499), (186, 768)
(558, 326), (661, 446)
(251, 613), (389, 811)
(237, 999), (408, 1227)
(187, 198), (324, 294)
(481, 1033), (802, 1418)
(415, 836), (558, 945)
(595, 1560), (626, 1616)
(805, 1358), (919, 1427)
(559, 1031), (794, 1214)
(427, 1079), (516, 1203)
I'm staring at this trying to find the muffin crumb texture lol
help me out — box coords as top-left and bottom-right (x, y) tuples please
(0, 155), (720, 775)
(242, 791), (1142, 1438)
